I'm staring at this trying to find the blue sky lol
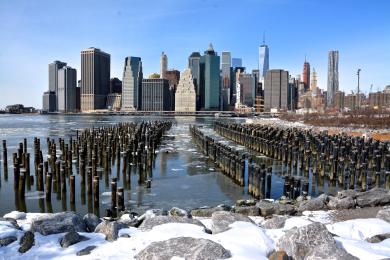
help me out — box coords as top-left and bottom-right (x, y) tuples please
(0, 0), (389, 108)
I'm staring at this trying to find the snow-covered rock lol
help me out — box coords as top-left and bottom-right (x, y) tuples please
(376, 206), (390, 223)
(18, 231), (34, 253)
(0, 236), (17, 247)
(3, 211), (26, 220)
(169, 207), (192, 218)
(60, 231), (89, 248)
(31, 212), (86, 235)
(83, 213), (101, 232)
(262, 215), (289, 229)
(139, 216), (205, 231)
(94, 220), (119, 242)
(211, 211), (254, 234)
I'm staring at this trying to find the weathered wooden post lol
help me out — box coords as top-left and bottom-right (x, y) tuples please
(70, 175), (75, 204)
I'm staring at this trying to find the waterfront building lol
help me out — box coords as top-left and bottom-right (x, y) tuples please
(106, 93), (122, 110)
(80, 47), (110, 111)
(334, 90), (345, 111)
(232, 58), (242, 68)
(48, 60), (67, 111)
(121, 56), (143, 110)
(57, 66), (77, 112)
(258, 40), (269, 81)
(327, 50), (339, 106)
(221, 51), (232, 109)
(188, 52), (201, 110)
(264, 69), (289, 111)
(42, 91), (56, 112)
(160, 52), (168, 79)
(175, 69), (196, 112)
(141, 79), (172, 111)
(302, 60), (310, 91)
(200, 43), (220, 110)
(110, 78), (122, 94)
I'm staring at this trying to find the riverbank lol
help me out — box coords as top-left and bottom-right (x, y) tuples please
(1, 188), (390, 259)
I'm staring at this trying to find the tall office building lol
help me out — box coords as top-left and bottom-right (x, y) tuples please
(175, 69), (196, 112)
(80, 47), (110, 111)
(42, 91), (56, 112)
(160, 52), (168, 79)
(327, 50), (339, 106)
(141, 79), (172, 111)
(122, 56), (143, 110)
(302, 60), (310, 91)
(200, 43), (220, 110)
(258, 39), (269, 81)
(264, 69), (289, 111)
(188, 52), (201, 109)
(221, 51), (232, 109)
(48, 60), (67, 110)
(109, 78), (122, 94)
(239, 73), (256, 107)
(57, 66), (77, 112)
(232, 58), (242, 68)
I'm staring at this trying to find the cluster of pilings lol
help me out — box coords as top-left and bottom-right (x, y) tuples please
(214, 122), (390, 192)
(1, 121), (172, 215)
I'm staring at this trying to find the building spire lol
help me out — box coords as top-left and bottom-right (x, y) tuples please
(262, 32), (265, 45)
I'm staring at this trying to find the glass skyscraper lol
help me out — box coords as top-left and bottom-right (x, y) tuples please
(200, 43), (220, 110)
(258, 42), (269, 81)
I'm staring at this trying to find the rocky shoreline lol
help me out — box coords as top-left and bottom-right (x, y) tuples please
(0, 187), (390, 259)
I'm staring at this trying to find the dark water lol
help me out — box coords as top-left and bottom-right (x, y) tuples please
(0, 114), (339, 217)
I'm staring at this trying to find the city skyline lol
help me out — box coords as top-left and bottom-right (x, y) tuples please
(0, 0), (389, 108)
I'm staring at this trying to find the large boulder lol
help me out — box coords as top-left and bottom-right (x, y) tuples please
(94, 220), (118, 242)
(76, 245), (97, 256)
(0, 236), (17, 247)
(190, 205), (231, 217)
(136, 237), (231, 260)
(139, 216), (205, 231)
(277, 222), (351, 260)
(262, 215), (289, 229)
(83, 213), (101, 232)
(18, 231), (34, 253)
(328, 196), (355, 210)
(376, 206), (390, 223)
(169, 207), (192, 218)
(60, 231), (89, 248)
(211, 211), (254, 234)
(3, 211), (26, 221)
(305, 242), (358, 260)
(256, 201), (296, 217)
(355, 188), (390, 208)
(233, 206), (260, 216)
(31, 212), (86, 235)
(298, 194), (328, 212)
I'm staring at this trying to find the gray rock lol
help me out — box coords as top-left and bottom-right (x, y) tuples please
(262, 215), (289, 229)
(305, 242), (358, 260)
(356, 188), (390, 208)
(298, 194), (328, 212)
(277, 222), (335, 260)
(211, 211), (254, 234)
(169, 207), (192, 218)
(18, 231), (34, 253)
(117, 216), (143, 229)
(274, 203), (296, 215)
(139, 216), (205, 231)
(365, 233), (390, 243)
(60, 231), (89, 248)
(0, 236), (17, 247)
(139, 209), (168, 220)
(376, 206), (390, 223)
(236, 199), (256, 207)
(94, 220), (119, 242)
(31, 212), (86, 235)
(83, 213), (101, 232)
(136, 237), (231, 260)
(328, 196), (355, 210)
(76, 245), (97, 256)
(190, 205), (231, 217)
(120, 233), (131, 238)
(256, 201), (276, 216)
(336, 189), (359, 199)
(233, 206), (260, 216)
(0, 218), (20, 229)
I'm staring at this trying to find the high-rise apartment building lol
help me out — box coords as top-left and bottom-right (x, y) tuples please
(264, 69), (289, 111)
(57, 66), (77, 112)
(258, 40), (269, 80)
(200, 43), (220, 110)
(160, 52), (168, 79)
(80, 47), (110, 111)
(121, 56), (143, 110)
(188, 52), (201, 109)
(141, 79), (172, 111)
(302, 60), (310, 91)
(48, 60), (67, 110)
(221, 51), (232, 109)
(175, 69), (196, 112)
(327, 50), (339, 106)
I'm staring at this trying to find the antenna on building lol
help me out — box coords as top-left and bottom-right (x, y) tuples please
(262, 32), (265, 45)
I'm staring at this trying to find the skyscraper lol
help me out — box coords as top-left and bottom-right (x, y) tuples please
(200, 43), (220, 110)
(327, 50), (339, 106)
(141, 79), (171, 111)
(160, 52), (168, 79)
(57, 66), (77, 112)
(48, 60), (67, 110)
(188, 52), (201, 109)
(302, 60), (310, 91)
(264, 69), (289, 111)
(258, 39), (269, 81)
(175, 69), (196, 112)
(122, 56), (143, 110)
(221, 51), (232, 109)
(80, 47), (110, 111)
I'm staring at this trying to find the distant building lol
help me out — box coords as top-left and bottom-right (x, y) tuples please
(327, 50), (339, 106)
(200, 43), (220, 110)
(160, 52), (168, 79)
(264, 69), (289, 111)
(221, 51), (232, 109)
(334, 90), (345, 111)
(188, 52), (201, 109)
(106, 93), (122, 110)
(232, 58), (242, 68)
(42, 91), (56, 112)
(48, 60), (67, 111)
(302, 60), (310, 91)
(141, 79), (172, 111)
(122, 56), (143, 110)
(344, 93), (364, 110)
(175, 69), (196, 112)
(76, 87), (80, 111)
(258, 40), (269, 81)
(57, 66), (77, 112)
(110, 78), (122, 93)
(368, 91), (390, 109)
(80, 47), (110, 111)
(239, 73), (256, 107)
(165, 69), (180, 109)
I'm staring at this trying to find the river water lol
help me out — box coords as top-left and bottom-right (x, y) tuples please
(0, 114), (332, 217)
